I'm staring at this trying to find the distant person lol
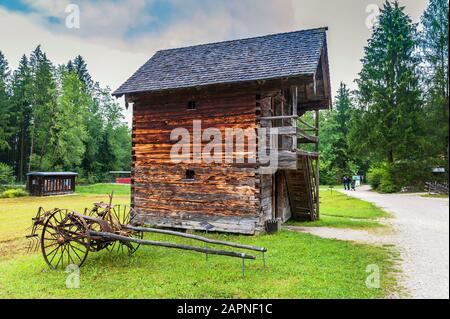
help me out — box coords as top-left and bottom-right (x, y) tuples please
(342, 176), (348, 190)
(351, 178), (356, 191)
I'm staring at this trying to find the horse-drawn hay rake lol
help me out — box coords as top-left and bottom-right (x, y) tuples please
(27, 193), (267, 275)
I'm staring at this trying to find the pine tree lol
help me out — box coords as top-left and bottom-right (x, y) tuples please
(10, 55), (33, 180)
(421, 0), (449, 171)
(28, 46), (58, 171)
(97, 86), (127, 173)
(0, 51), (11, 152)
(319, 82), (361, 183)
(72, 55), (93, 91)
(48, 71), (89, 170)
(355, 1), (422, 165)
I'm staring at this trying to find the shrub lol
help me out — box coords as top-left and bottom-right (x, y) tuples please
(1, 188), (28, 198)
(367, 164), (400, 193)
(0, 163), (15, 185)
(367, 166), (384, 190)
(76, 177), (90, 185)
(378, 173), (399, 193)
(390, 160), (433, 190)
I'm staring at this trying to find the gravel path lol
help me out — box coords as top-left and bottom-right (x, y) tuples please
(285, 186), (449, 298)
(283, 225), (393, 245)
(339, 186), (449, 299)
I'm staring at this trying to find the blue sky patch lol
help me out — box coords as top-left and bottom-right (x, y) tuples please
(0, 0), (34, 13)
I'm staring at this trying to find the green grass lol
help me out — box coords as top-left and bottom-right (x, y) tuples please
(76, 183), (131, 196)
(0, 185), (398, 299)
(0, 192), (129, 243)
(0, 230), (397, 299)
(289, 190), (390, 229)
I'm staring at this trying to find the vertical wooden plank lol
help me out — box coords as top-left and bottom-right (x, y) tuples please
(292, 86), (298, 151)
(315, 109), (320, 219)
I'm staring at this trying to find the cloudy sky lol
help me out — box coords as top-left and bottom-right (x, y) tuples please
(0, 0), (429, 123)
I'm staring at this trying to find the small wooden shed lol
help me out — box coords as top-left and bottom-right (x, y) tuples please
(26, 172), (77, 196)
(113, 28), (332, 234)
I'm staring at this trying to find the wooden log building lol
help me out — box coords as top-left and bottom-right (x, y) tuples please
(113, 28), (332, 234)
(27, 172), (77, 196)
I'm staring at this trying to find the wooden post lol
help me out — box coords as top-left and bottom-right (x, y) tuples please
(315, 110), (320, 219)
(291, 86), (298, 151)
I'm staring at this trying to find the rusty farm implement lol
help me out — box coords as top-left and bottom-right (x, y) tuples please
(27, 193), (267, 275)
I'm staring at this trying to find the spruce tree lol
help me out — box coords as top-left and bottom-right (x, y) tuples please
(10, 55), (33, 180)
(421, 0), (449, 172)
(49, 71), (89, 170)
(73, 55), (93, 91)
(28, 46), (58, 170)
(0, 51), (11, 152)
(355, 1), (422, 167)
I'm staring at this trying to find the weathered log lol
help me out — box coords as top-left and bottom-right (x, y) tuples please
(124, 225), (267, 252)
(88, 231), (256, 260)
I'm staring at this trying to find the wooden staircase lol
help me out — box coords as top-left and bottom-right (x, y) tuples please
(285, 155), (319, 221)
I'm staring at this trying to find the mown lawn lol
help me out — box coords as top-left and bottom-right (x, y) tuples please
(289, 189), (390, 229)
(0, 184), (397, 298)
(76, 183), (131, 196)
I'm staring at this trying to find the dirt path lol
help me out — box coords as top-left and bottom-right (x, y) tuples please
(339, 186), (449, 299)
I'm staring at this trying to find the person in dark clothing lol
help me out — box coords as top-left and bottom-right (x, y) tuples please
(342, 176), (348, 190)
(351, 178), (356, 191)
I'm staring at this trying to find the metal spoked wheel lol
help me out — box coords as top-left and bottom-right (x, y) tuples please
(106, 205), (143, 255)
(41, 210), (90, 270)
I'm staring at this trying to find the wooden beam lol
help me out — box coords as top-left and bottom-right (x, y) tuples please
(260, 115), (299, 120)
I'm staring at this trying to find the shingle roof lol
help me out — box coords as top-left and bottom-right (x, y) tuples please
(113, 27), (328, 96)
(26, 172), (78, 176)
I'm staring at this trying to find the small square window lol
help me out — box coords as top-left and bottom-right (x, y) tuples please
(187, 101), (197, 110)
(185, 169), (195, 180)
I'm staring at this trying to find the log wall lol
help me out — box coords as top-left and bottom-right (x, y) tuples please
(131, 90), (264, 234)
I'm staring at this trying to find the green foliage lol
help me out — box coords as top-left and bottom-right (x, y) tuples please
(367, 164), (400, 193)
(0, 46), (131, 182)
(0, 163), (15, 185)
(367, 165), (385, 190)
(0, 51), (12, 151)
(420, 0), (449, 173)
(0, 188), (28, 198)
(354, 1), (422, 164)
(378, 174), (399, 194)
(47, 70), (89, 170)
(29, 46), (58, 171)
(319, 82), (367, 184)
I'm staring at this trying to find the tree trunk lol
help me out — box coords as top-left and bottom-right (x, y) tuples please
(28, 124), (35, 172)
(19, 125), (24, 182)
(387, 150), (394, 164)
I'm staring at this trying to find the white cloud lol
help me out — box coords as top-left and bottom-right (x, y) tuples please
(16, 0), (296, 52)
(1, 0), (429, 125)
(0, 6), (151, 124)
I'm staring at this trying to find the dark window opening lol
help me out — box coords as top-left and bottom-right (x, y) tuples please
(185, 169), (195, 180)
(187, 100), (197, 110)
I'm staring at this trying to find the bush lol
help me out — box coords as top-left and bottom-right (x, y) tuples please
(367, 164), (400, 193)
(378, 173), (399, 193)
(1, 188), (28, 198)
(0, 163), (15, 185)
(367, 166), (384, 190)
(390, 160), (433, 190)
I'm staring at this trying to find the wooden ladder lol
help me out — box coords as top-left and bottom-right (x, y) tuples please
(285, 156), (319, 221)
